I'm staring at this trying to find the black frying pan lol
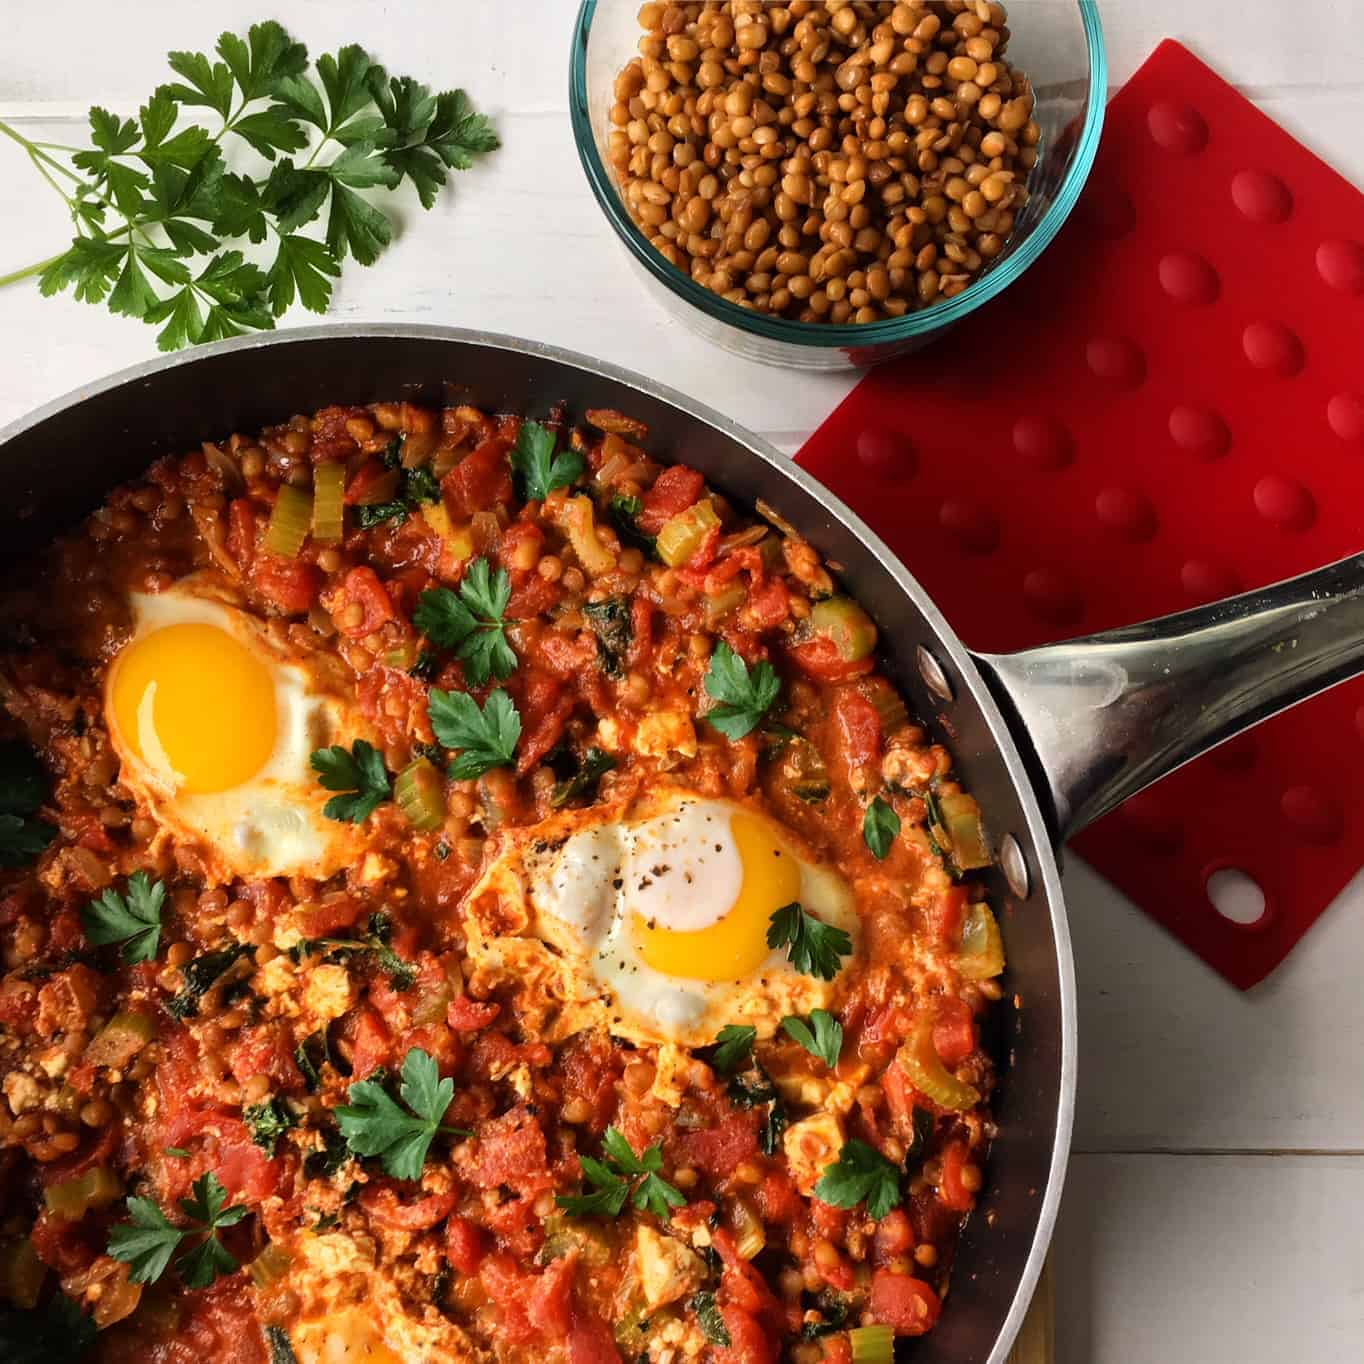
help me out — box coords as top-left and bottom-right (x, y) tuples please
(5, 326), (1360, 1361)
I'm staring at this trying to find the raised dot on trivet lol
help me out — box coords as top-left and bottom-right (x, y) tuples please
(1158, 251), (1220, 305)
(856, 427), (917, 480)
(1011, 415), (1074, 471)
(1207, 734), (1257, 772)
(1147, 101), (1208, 154)
(1118, 791), (1183, 854)
(1316, 238), (1364, 294)
(1242, 321), (1304, 377)
(1169, 404), (1231, 460)
(1022, 568), (1083, 627)
(1078, 182), (1137, 240)
(1086, 337), (1146, 388)
(1231, 169), (1293, 223)
(1280, 785), (1344, 846)
(1327, 392), (1364, 446)
(1181, 558), (1240, 602)
(938, 498), (1001, 555)
(1094, 486), (1158, 543)
(1253, 474), (1316, 532)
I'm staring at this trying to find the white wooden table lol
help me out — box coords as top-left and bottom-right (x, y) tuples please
(4, 4), (1363, 1359)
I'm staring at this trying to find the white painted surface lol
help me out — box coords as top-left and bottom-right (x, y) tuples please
(3, 3), (1363, 1360)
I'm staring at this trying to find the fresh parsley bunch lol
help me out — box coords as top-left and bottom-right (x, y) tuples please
(0, 21), (497, 349)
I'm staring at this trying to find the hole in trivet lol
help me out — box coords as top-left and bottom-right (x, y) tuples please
(916, 645), (953, 703)
(1206, 867), (1266, 926)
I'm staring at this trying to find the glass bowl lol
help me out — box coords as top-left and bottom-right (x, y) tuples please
(570, 1), (1107, 370)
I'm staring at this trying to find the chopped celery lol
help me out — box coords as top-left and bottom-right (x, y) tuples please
(656, 499), (720, 567)
(382, 641), (420, 670)
(561, 496), (618, 577)
(44, 1165), (122, 1220)
(939, 791), (992, 869)
(896, 1018), (980, 1112)
(809, 597), (878, 662)
(866, 682), (909, 733)
(265, 485), (313, 558)
(83, 1010), (154, 1068)
(850, 1324), (894, 1364)
(0, 1238), (46, 1308)
(703, 582), (746, 625)
(394, 757), (446, 832)
(248, 1243), (292, 1289)
(312, 461), (346, 544)
(956, 902), (1005, 980)
(421, 503), (474, 564)
(781, 738), (831, 804)
(732, 1197), (766, 1260)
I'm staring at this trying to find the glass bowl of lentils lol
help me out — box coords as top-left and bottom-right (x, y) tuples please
(570, 0), (1107, 369)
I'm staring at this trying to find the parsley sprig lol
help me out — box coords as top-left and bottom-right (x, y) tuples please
(698, 1024), (757, 1076)
(108, 1172), (248, 1288)
(557, 1128), (686, 1220)
(413, 558), (518, 687)
(428, 688), (521, 780)
(863, 796), (901, 860)
(814, 1139), (903, 1220)
(0, 740), (55, 869)
(767, 903), (853, 982)
(336, 1046), (469, 1181)
(81, 871), (166, 964)
(0, 22), (498, 349)
(310, 739), (392, 823)
(780, 1009), (843, 1069)
(509, 421), (586, 503)
(703, 642), (782, 740)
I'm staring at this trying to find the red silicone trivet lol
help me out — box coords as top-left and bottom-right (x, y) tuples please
(796, 40), (1364, 989)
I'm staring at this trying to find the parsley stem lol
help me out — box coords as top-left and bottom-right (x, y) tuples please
(0, 254), (65, 288)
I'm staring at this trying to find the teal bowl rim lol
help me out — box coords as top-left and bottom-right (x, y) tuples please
(569, 0), (1108, 351)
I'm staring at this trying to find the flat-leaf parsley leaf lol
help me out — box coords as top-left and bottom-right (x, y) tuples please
(557, 1127), (686, 1220)
(108, 1172), (247, 1288)
(698, 1024), (757, 1076)
(780, 1009), (843, 1069)
(813, 1138), (902, 1220)
(310, 739), (391, 823)
(81, 870), (167, 963)
(412, 558), (518, 687)
(428, 688), (521, 780)
(767, 903), (853, 982)
(863, 796), (901, 860)
(509, 421), (586, 502)
(335, 1046), (469, 1181)
(703, 641), (781, 740)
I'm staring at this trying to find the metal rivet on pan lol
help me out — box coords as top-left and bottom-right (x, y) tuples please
(916, 645), (953, 702)
(1000, 834), (1030, 900)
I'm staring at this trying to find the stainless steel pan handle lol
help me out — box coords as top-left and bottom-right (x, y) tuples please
(973, 552), (1364, 845)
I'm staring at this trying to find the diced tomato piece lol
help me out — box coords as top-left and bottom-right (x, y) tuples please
(295, 894), (366, 938)
(756, 1170), (801, 1226)
(569, 1301), (624, 1364)
(639, 465), (705, 534)
(228, 1023), (305, 1092)
(479, 1253), (574, 1345)
(506, 571), (562, 621)
(48, 908), (84, 952)
(932, 997), (978, 1067)
(556, 1032), (623, 1136)
(716, 1304), (779, 1364)
(810, 1199), (850, 1244)
(882, 1055), (917, 1125)
(251, 553), (322, 615)
(498, 522), (544, 571)
(515, 668), (574, 774)
(29, 1210), (98, 1273)
(938, 1139), (977, 1213)
(926, 887), (969, 946)
(832, 690), (883, 770)
(446, 1215), (486, 1275)
(869, 1269), (943, 1336)
(787, 636), (876, 682)
(823, 1335), (852, 1364)
(335, 566), (397, 637)
(159, 1109), (282, 1205)
(748, 578), (790, 629)
(679, 1112), (761, 1177)
(480, 1189), (544, 1260)
(152, 1276), (269, 1364)
(42, 1121), (118, 1186)
(627, 596), (655, 669)
(873, 1209), (916, 1263)
(342, 1006), (391, 1079)
(533, 627), (598, 678)
(359, 1181), (458, 1230)
(713, 1227), (783, 1328)
(448, 996), (500, 1031)
(226, 498), (257, 570)
(443, 437), (514, 519)
(461, 1105), (551, 1196)
(344, 459), (395, 505)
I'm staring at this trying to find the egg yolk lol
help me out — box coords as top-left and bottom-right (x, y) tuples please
(109, 622), (278, 793)
(633, 812), (801, 981)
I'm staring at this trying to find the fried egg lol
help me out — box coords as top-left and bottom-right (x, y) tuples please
(105, 576), (371, 881)
(462, 788), (859, 1050)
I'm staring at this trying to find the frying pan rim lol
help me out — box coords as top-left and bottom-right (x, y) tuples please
(0, 323), (1076, 1363)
